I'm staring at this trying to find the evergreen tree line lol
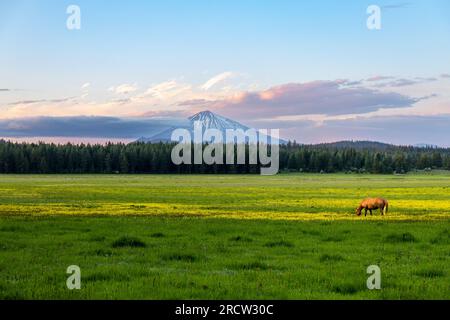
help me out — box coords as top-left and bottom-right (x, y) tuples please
(0, 140), (449, 174)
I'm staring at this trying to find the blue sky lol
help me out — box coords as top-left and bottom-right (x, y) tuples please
(1, 0), (450, 145)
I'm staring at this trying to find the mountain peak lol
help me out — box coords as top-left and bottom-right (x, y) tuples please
(192, 110), (214, 116)
(188, 110), (217, 121)
(188, 110), (249, 132)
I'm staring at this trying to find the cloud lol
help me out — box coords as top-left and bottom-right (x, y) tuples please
(441, 74), (450, 79)
(0, 89), (10, 92)
(0, 116), (187, 139)
(340, 80), (364, 86)
(326, 115), (450, 147)
(142, 80), (192, 100)
(81, 83), (90, 90)
(177, 99), (212, 107)
(377, 79), (419, 87)
(366, 76), (395, 82)
(203, 81), (418, 119)
(140, 109), (192, 118)
(2, 75), (447, 124)
(369, 77), (437, 88)
(253, 114), (450, 147)
(108, 83), (139, 94)
(8, 99), (46, 105)
(8, 97), (75, 106)
(201, 72), (235, 91)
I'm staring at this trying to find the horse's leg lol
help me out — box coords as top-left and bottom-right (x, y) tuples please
(370, 209), (373, 216)
(380, 207), (384, 216)
(364, 208), (367, 217)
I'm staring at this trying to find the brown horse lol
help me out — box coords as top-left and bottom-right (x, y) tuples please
(356, 198), (388, 216)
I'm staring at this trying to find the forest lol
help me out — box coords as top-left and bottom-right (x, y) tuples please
(0, 140), (449, 174)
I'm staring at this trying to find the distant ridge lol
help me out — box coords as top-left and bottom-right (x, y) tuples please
(313, 140), (395, 150)
(306, 140), (443, 150)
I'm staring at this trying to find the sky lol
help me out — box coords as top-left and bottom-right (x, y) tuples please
(1, 0), (450, 145)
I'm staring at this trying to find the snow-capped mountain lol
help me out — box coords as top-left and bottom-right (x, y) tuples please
(188, 111), (250, 132)
(137, 110), (284, 143)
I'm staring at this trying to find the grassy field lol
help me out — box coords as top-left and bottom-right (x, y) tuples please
(0, 173), (449, 299)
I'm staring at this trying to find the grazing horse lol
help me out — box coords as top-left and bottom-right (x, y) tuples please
(356, 198), (388, 216)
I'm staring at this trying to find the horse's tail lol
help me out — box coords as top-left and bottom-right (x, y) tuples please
(384, 201), (389, 215)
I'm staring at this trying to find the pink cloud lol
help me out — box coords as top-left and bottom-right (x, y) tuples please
(191, 81), (417, 119)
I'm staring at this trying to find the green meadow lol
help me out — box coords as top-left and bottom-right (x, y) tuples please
(0, 173), (449, 299)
